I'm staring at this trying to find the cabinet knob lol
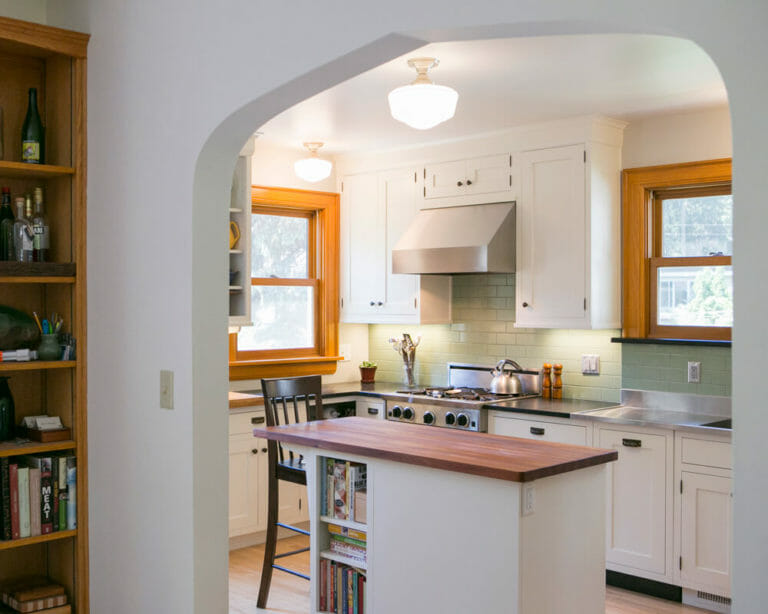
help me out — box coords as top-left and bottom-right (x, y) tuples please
(251, 448), (259, 455)
(377, 301), (383, 306)
(457, 181), (463, 186)
(261, 448), (268, 453)
(466, 179), (472, 185)
(522, 302), (529, 308)
(370, 301), (376, 306)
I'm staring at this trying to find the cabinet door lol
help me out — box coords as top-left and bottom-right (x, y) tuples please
(341, 172), (385, 319)
(423, 159), (466, 199)
(279, 481), (308, 525)
(598, 427), (670, 575)
(491, 415), (587, 445)
(229, 434), (268, 536)
(516, 145), (588, 328)
(380, 168), (419, 317)
(680, 472), (732, 595)
(464, 154), (512, 197)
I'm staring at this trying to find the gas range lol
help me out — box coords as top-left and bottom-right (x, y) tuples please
(385, 363), (541, 432)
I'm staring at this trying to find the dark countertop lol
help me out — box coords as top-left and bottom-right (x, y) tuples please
(483, 397), (619, 418)
(253, 417), (617, 483)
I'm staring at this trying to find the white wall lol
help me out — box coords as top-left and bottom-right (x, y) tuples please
(622, 105), (732, 168)
(22, 2), (768, 614)
(0, 0), (45, 23)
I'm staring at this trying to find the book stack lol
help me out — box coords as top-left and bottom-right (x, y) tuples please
(0, 454), (76, 541)
(328, 523), (366, 565)
(322, 458), (367, 523)
(0, 577), (71, 613)
(318, 559), (365, 614)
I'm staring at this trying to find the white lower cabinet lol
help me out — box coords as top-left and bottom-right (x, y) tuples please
(597, 424), (673, 580)
(676, 432), (733, 601)
(489, 411), (590, 446)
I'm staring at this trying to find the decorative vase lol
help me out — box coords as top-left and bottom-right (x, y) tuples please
(359, 366), (377, 383)
(0, 376), (15, 441)
(37, 333), (60, 361)
(0, 304), (40, 350)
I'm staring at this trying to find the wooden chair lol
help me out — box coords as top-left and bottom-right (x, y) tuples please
(257, 375), (323, 609)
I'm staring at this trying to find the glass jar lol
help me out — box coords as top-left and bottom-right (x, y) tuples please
(38, 333), (60, 361)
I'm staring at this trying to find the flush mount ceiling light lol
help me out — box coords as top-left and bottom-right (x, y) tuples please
(294, 142), (332, 182)
(388, 57), (459, 130)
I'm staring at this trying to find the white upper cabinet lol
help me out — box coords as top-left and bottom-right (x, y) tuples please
(515, 120), (624, 329)
(422, 153), (513, 208)
(340, 168), (451, 324)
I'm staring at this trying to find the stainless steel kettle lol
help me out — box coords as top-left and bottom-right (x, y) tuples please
(489, 359), (523, 394)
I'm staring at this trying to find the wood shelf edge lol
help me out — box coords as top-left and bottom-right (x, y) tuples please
(0, 529), (77, 550)
(0, 439), (76, 458)
(0, 361), (76, 372)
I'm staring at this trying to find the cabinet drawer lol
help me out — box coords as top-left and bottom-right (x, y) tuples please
(681, 436), (732, 469)
(491, 415), (587, 446)
(230, 411), (266, 436)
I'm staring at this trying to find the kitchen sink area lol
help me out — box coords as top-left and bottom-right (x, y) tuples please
(579, 405), (732, 430)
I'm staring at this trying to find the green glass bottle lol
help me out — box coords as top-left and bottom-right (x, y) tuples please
(0, 187), (13, 261)
(0, 376), (15, 442)
(21, 87), (44, 164)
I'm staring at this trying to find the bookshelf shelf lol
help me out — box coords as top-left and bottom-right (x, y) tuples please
(0, 529), (76, 551)
(319, 550), (367, 571)
(0, 440), (76, 458)
(0, 160), (75, 178)
(0, 262), (77, 278)
(0, 361), (76, 372)
(319, 516), (367, 532)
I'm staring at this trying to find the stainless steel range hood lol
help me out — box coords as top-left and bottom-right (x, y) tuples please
(392, 202), (515, 274)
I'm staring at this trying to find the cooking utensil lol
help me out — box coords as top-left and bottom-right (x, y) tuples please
(489, 358), (523, 394)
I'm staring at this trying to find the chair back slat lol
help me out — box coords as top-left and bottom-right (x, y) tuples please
(261, 375), (324, 467)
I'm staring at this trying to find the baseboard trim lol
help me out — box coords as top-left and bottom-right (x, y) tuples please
(606, 570), (682, 602)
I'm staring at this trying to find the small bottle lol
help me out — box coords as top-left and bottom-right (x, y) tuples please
(21, 88), (44, 164)
(12, 197), (33, 262)
(542, 363), (552, 399)
(0, 187), (13, 260)
(32, 187), (49, 262)
(552, 364), (563, 400)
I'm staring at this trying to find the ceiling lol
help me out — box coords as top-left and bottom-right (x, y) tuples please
(257, 34), (728, 155)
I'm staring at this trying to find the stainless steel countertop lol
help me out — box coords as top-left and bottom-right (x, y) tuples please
(574, 405), (732, 433)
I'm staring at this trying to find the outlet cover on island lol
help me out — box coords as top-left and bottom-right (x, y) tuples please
(339, 344), (351, 362)
(160, 370), (174, 409)
(581, 354), (600, 375)
(687, 361), (701, 383)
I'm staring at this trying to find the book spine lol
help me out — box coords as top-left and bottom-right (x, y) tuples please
(28, 467), (41, 537)
(9, 463), (19, 539)
(333, 461), (346, 520)
(329, 561), (336, 612)
(347, 568), (354, 614)
(345, 461), (351, 521)
(342, 564), (347, 614)
(40, 456), (53, 534)
(358, 575), (365, 614)
(18, 467), (30, 538)
(52, 457), (59, 532)
(348, 465), (356, 521)
(66, 456), (76, 530)
(0, 457), (10, 540)
(331, 534), (366, 549)
(327, 523), (366, 542)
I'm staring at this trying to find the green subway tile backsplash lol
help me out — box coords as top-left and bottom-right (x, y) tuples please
(367, 273), (731, 399)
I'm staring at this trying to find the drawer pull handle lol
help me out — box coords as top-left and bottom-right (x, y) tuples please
(530, 427), (545, 436)
(622, 438), (642, 448)
(367, 407), (379, 415)
(251, 416), (265, 424)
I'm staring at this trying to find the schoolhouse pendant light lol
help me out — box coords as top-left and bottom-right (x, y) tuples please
(294, 142), (332, 182)
(388, 57), (458, 130)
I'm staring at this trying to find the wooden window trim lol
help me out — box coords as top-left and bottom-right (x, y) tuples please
(621, 158), (732, 340)
(229, 185), (341, 380)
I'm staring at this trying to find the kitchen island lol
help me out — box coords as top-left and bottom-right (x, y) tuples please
(254, 417), (617, 614)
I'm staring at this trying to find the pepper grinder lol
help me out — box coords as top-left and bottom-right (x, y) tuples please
(541, 363), (552, 399)
(552, 364), (563, 399)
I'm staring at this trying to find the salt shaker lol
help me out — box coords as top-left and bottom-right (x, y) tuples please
(542, 363), (552, 399)
(552, 364), (563, 399)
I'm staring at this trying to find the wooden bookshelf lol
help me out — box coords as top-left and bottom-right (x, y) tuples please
(0, 16), (89, 613)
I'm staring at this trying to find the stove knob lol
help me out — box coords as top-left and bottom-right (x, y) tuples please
(457, 413), (470, 427)
(445, 412), (456, 426)
(423, 411), (435, 425)
(403, 407), (414, 420)
(391, 405), (402, 418)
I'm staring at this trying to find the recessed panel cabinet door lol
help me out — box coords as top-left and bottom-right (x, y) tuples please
(680, 472), (732, 595)
(516, 145), (588, 328)
(464, 153), (512, 197)
(423, 159), (466, 199)
(599, 427), (670, 576)
(342, 172), (385, 316)
(229, 435), (268, 536)
(379, 168), (419, 317)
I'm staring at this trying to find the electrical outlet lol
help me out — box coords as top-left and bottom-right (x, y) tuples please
(581, 354), (600, 375)
(522, 483), (536, 516)
(160, 370), (174, 409)
(687, 361), (701, 384)
(339, 344), (351, 362)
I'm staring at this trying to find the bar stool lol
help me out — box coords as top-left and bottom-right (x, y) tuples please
(257, 375), (323, 609)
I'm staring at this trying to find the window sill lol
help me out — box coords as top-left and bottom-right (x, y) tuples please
(229, 355), (343, 380)
(611, 337), (731, 348)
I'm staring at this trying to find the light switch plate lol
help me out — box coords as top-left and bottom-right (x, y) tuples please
(160, 370), (174, 409)
(581, 354), (600, 375)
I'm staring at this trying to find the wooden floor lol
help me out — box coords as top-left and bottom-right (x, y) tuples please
(229, 536), (710, 614)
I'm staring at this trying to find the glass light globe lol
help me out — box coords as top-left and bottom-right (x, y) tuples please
(294, 155), (332, 182)
(388, 83), (459, 130)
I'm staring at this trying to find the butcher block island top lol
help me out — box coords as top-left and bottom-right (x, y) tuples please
(252, 416), (617, 482)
